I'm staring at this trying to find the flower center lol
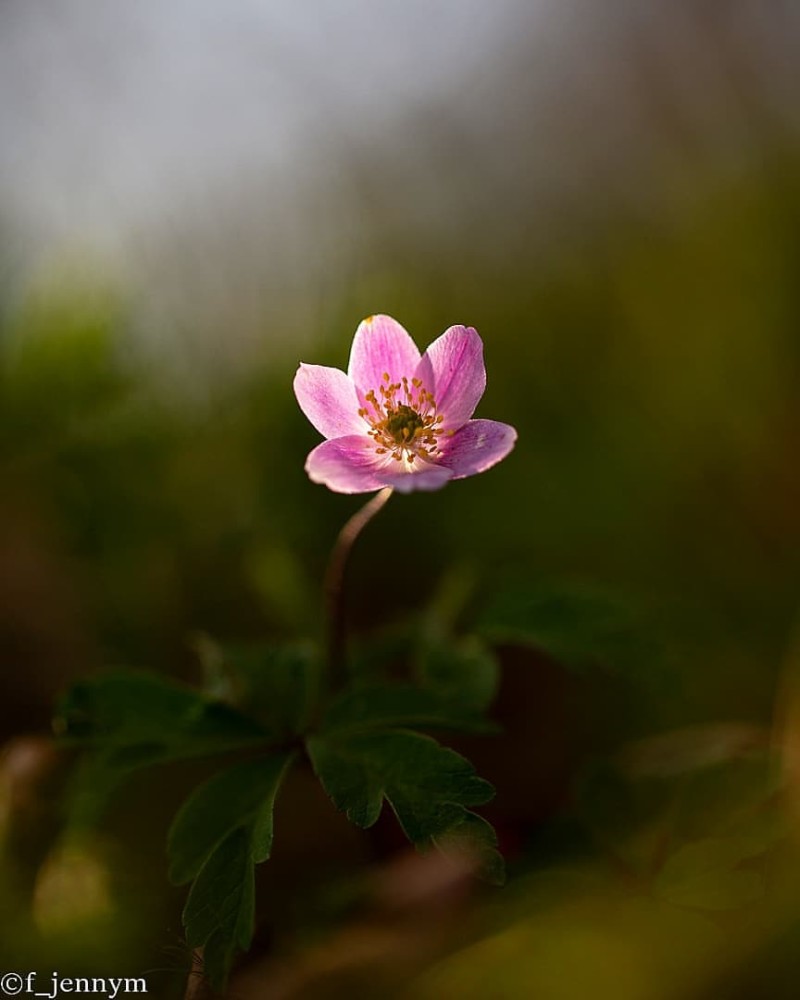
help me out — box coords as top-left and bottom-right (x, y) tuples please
(359, 373), (445, 463)
(384, 404), (426, 444)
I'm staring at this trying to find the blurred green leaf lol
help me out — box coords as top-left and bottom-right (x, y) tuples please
(322, 684), (495, 735)
(577, 746), (784, 881)
(654, 836), (767, 912)
(307, 728), (494, 843)
(616, 723), (769, 779)
(577, 759), (654, 840)
(167, 753), (294, 885)
(348, 624), (419, 686)
(0, 280), (131, 455)
(56, 670), (267, 761)
(56, 671), (269, 825)
(245, 541), (317, 631)
(670, 755), (782, 843)
(417, 635), (499, 713)
(197, 637), (320, 737)
(477, 582), (659, 675)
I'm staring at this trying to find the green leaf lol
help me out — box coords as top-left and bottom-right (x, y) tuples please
(199, 638), (319, 737)
(168, 753), (294, 885)
(56, 670), (267, 762)
(55, 670), (269, 827)
(433, 811), (506, 886)
(477, 582), (658, 675)
(348, 624), (419, 686)
(179, 752), (294, 991)
(417, 635), (499, 713)
(654, 836), (768, 911)
(322, 684), (495, 735)
(307, 728), (494, 843)
(201, 929), (238, 995)
(183, 829), (255, 990)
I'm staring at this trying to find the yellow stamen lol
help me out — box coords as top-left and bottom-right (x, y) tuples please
(357, 373), (446, 464)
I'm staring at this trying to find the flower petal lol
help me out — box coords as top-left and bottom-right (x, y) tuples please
(437, 419), (517, 480)
(415, 326), (486, 431)
(347, 315), (421, 396)
(382, 458), (453, 494)
(305, 435), (391, 494)
(304, 435), (454, 494)
(294, 364), (364, 440)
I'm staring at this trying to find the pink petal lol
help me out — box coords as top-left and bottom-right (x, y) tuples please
(437, 419), (517, 480)
(414, 326), (486, 431)
(347, 315), (421, 396)
(305, 435), (392, 494)
(294, 364), (364, 440)
(304, 435), (454, 494)
(382, 458), (453, 494)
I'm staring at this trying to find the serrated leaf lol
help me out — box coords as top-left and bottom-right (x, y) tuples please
(168, 753), (294, 885)
(655, 836), (768, 912)
(322, 685), (495, 735)
(307, 728), (494, 843)
(433, 811), (506, 886)
(477, 583), (658, 675)
(417, 636), (499, 713)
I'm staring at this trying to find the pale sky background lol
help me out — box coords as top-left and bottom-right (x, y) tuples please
(1, 1), (797, 374)
(0, 0), (532, 254)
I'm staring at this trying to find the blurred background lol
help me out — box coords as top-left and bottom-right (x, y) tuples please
(2, 0), (800, 996)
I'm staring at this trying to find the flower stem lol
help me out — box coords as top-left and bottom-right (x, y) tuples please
(183, 950), (212, 1000)
(324, 487), (392, 689)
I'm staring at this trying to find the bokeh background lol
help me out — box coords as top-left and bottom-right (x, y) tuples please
(2, 1), (800, 997)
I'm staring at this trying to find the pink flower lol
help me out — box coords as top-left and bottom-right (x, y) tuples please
(294, 315), (517, 494)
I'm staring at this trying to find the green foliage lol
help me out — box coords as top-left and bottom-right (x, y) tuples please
(322, 683), (495, 735)
(167, 754), (294, 885)
(576, 735), (784, 915)
(56, 626), (502, 991)
(416, 634), (499, 713)
(197, 636), (319, 738)
(307, 727), (495, 851)
(477, 581), (659, 676)
(433, 811), (506, 886)
(55, 670), (300, 988)
(182, 829), (256, 991)
(347, 623), (423, 686)
(56, 670), (267, 763)
(177, 755), (294, 990)
(0, 280), (128, 450)
(56, 671), (271, 826)
(310, 623), (502, 874)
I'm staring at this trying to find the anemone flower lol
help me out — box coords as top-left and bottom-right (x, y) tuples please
(294, 315), (517, 494)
